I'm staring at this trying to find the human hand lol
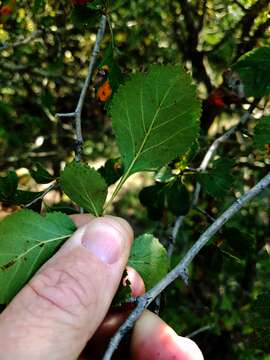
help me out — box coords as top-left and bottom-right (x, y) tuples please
(0, 214), (203, 360)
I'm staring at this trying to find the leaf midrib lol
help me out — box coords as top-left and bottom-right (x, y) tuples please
(125, 77), (178, 174)
(105, 77), (180, 210)
(0, 233), (71, 272)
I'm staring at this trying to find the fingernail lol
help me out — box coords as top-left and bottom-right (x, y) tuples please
(81, 219), (125, 264)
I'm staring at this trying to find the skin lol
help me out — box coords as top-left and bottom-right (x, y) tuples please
(0, 214), (203, 359)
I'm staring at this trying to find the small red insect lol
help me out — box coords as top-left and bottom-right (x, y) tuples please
(0, 5), (13, 16)
(97, 80), (112, 102)
(208, 89), (226, 108)
(95, 65), (112, 102)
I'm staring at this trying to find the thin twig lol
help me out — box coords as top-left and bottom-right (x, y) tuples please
(168, 101), (258, 260)
(24, 183), (57, 208)
(167, 215), (184, 258)
(193, 205), (215, 222)
(103, 171), (270, 360)
(193, 101), (258, 205)
(186, 324), (214, 339)
(55, 15), (107, 162)
(55, 112), (76, 118)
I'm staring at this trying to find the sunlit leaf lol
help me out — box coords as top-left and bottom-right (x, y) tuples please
(0, 210), (76, 304)
(110, 65), (201, 176)
(60, 161), (108, 216)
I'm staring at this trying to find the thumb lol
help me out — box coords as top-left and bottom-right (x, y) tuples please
(0, 216), (133, 360)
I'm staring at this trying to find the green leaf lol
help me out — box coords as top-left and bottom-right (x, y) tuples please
(30, 163), (55, 184)
(33, 0), (45, 13)
(0, 171), (18, 202)
(155, 166), (175, 183)
(60, 161), (108, 216)
(139, 183), (165, 220)
(110, 65), (201, 176)
(232, 47), (270, 98)
(166, 181), (190, 216)
(112, 269), (132, 307)
(98, 158), (124, 186)
(13, 190), (43, 209)
(253, 116), (270, 150)
(199, 158), (234, 197)
(70, 7), (99, 29)
(128, 234), (169, 290)
(0, 210), (76, 304)
(87, 0), (103, 10)
(47, 203), (80, 215)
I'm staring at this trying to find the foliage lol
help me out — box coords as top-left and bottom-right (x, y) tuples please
(60, 161), (108, 216)
(232, 47), (270, 97)
(110, 65), (201, 174)
(0, 210), (76, 304)
(128, 233), (170, 290)
(0, 0), (270, 358)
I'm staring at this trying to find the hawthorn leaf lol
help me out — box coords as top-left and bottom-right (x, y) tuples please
(30, 163), (55, 184)
(0, 210), (76, 304)
(253, 116), (270, 150)
(232, 47), (270, 98)
(139, 183), (165, 220)
(60, 161), (108, 216)
(128, 234), (169, 290)
(98, 158), (124, 186)
(87, 0), (103, 10)
(71, 7), (99, 29)
(0, 171), (18, 202)
(166, 181), (190, 216)
(199, 158), (234, 197)
(110, 65), (201, 176)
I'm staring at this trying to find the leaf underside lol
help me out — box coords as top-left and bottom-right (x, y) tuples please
(0, 210), (76, 304)
(110, 65), (201, 175)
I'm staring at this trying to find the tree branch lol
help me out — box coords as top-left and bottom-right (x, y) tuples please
(103, 170), (270, 360)
(239, 17), (270, 55)
(56, 15), (107, 162)
(193, 100), (258, 205)
(168, 100), (258, 259)
(24, 183), (57, 208)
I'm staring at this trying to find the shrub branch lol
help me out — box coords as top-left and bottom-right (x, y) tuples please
(56, 15), (107, 162)
(103, 170), (270, 360)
